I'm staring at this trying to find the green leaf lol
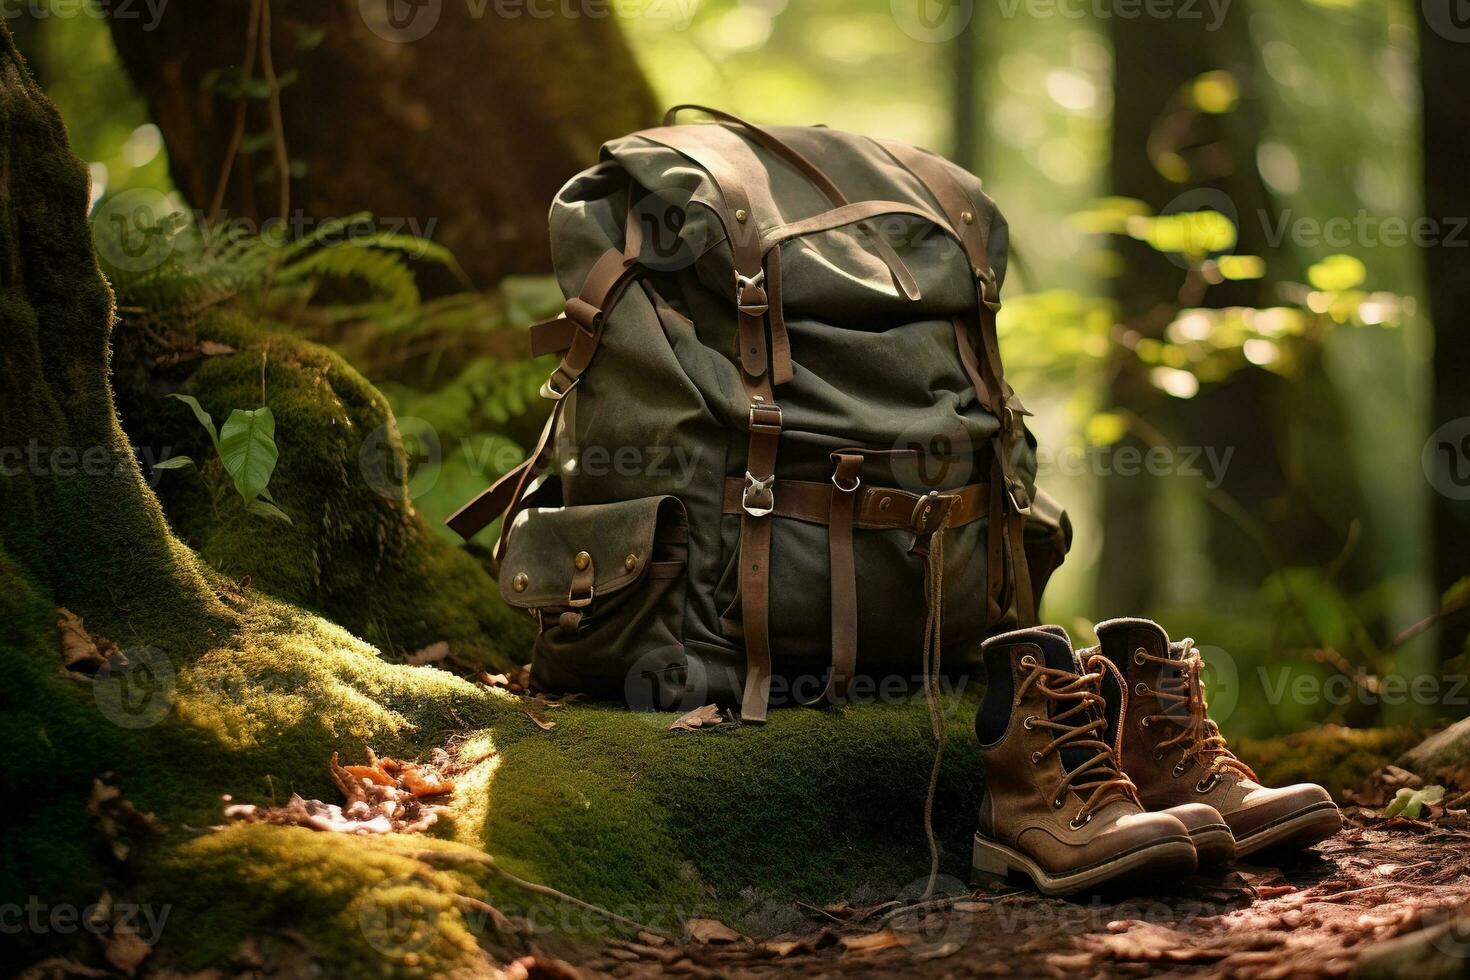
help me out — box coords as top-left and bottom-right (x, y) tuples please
(218, 407), (279, 505)
(151, 456), (196, 472)
(246, 498), (293, 525)
(1383, 785), (1445, 819)
(168, 394), (219, 452)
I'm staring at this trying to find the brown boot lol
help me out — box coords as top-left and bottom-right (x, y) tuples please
(973, 626), (1197, 895)
(1087, 618), (1342, 859)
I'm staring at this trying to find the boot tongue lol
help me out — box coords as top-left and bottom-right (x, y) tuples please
(1033, 629), (1082, 675)
(1095, 617), (1170, 672)
(1028, 631), (1109, 783)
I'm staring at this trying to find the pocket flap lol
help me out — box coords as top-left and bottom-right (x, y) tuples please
(499, 496), (687, 608)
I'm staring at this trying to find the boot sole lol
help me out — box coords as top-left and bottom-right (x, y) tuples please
(1233, 801), (1342, 858)
(1189, 825), (1235, 869)
(972, 834), (1197, 896)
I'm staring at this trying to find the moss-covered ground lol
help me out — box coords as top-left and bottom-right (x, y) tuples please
(3, 535), (988, 974)
(109, 310), (533, 671)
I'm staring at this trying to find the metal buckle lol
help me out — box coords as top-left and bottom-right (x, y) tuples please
(909, 490), (957, 536)
(735, 270), (768, 317)
(539, 370), (578, 402)
(831, 472), (861, 493)
(1004, 476), (1032, 515)
(568, 585), (595, 609)
(741, 471), (775, 517)
(748, 400), (783, 434)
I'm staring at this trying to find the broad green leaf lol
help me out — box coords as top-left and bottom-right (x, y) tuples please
(168, 394), (219, 452)
(151, 456), (196, 472)
(218, 407), (279, 505)
(1383, 785), (1445, 819)
(247, 499), (293, 525)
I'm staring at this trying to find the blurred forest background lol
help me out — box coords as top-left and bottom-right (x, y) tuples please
(17, 0), (1469, 740)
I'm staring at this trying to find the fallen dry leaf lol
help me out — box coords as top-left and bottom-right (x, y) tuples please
(343, 765), (396, 788)
(405, 642), (450, 666)
(57, 607), (117, 675)
(526, 709), (557, 731)
(504, 954), (583, 980)
(686, 918), (742, 944)
(840, 928), (909, 953)
(100, 929), (152, 975)
(88, 777), (165, 862)
(401, 766), (455, 798)
(669, 704), (726, 731)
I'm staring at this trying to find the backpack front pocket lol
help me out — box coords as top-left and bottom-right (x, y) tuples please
(499, 496), (689, 701)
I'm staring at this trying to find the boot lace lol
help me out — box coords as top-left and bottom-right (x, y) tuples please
(1017, 659), (1139, 826)
(1131, 638), (1256, 782)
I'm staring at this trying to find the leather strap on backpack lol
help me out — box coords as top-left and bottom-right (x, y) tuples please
(876, 139), (1038, 626)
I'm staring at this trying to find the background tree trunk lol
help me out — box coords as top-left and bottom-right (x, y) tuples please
(1102, 5), (1352, 613)
(103, 0), (659, 293)
(1419, 4), (1470, 663)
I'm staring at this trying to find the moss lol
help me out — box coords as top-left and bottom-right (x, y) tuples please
(112, 311), (533, 671)
(1234, 724), (1426, 799)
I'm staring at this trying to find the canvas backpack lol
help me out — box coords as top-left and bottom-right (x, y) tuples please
(449, 105), (1072, 722)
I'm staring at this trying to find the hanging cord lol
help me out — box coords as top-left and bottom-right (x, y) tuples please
(918, 519), (948, 900)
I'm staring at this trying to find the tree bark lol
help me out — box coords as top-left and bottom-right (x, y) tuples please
(1102, 6), (1347, 612)
(0, 17), (221, 630)
(102, 0), (659, 292)
(1419, 5), (1470, 663)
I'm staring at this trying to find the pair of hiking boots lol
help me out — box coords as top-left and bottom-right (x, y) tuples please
(973, 618), (1342, 895)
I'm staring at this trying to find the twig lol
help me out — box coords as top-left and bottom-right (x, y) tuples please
(406, 849), (672, 940)
(208, 0), (263, 224)
(257, 0), (291, 223)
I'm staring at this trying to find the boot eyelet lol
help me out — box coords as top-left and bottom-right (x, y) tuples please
(1140, 717), (1152, 728)
(1030, 751), (1042, 764)
(1134, 648), (1147, 665)
(1053, 797), (1065, 809)
(1154, 752), (1165, 762)
(1172, 760), (1189, 777)
(1134, 682), (1148, 696)
(1196, 773), (1221, 793)
(1020, 655), (1038, 668)
(1023, 715), (1036, 730)
(1069, 812), (1093, 830)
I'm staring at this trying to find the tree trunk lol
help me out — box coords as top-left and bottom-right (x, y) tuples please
(1419, 5), (1470, 663)
(1102, 6), (1344, 612)
(102, 0), (659, 292)
(0, 17), (221, 631)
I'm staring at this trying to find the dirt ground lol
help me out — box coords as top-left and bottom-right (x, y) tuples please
(559, 807), (1470, 979)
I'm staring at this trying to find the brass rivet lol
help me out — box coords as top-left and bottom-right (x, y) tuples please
(961, 210), (974, 224)
(511, 573), (528, 592)
(624, 553), (638, 571)
(574, 551), (591, 571)
(735, 209), (748, 223)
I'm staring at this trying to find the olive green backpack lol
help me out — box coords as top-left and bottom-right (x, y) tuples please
(450, 106), (1071, 722)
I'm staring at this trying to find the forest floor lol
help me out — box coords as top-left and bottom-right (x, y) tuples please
(544, 803), (1470, 980)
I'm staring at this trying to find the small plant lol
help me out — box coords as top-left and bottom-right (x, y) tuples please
(154, 393), (291, 524)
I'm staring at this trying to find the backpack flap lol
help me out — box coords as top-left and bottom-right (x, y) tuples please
(499, 496), (688, 615)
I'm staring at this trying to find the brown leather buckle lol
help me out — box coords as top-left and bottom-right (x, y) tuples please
(736, 270), (769, 317)
(909, 490), (958, 536)
(741, 471), (775, 517)
(748, 401), (783, 435)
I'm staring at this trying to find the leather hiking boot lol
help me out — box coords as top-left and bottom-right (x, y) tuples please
(973, 626), (1197, 895)
(1087, 618), (1342, 859)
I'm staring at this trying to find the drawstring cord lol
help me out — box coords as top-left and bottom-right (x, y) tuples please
(919, 520), (947, 900)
